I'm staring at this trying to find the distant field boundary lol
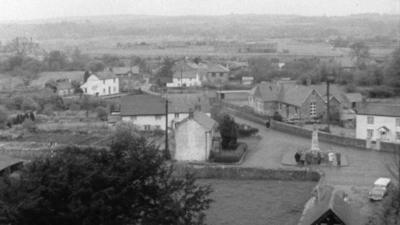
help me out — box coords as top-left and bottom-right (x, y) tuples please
(220, 101), (400, 153)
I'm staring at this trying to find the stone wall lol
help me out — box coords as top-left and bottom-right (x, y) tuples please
(174, 164), (320, 181)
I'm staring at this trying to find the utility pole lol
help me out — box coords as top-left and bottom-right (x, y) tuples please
(180, 66), (183, 94)
(164, 89), (170, 159)
(326, 75), (334, 133)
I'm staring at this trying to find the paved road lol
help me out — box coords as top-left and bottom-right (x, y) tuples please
(234, 116), (394, 188)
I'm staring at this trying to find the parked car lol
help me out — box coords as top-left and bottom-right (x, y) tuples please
(368, 177), (391, 201)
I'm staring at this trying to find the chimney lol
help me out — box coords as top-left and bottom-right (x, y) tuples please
(306, 77), (311, 86)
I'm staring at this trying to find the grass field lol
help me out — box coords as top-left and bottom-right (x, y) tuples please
(199, 179), (316, 225)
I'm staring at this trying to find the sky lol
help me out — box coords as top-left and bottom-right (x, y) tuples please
(0, 0), (399, 21)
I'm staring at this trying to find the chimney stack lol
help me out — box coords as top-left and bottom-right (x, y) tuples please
(189, 108), (194, 118)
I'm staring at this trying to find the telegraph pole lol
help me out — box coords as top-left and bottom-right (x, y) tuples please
(326, 75), (334, 133)
(164, 89), (170, 159)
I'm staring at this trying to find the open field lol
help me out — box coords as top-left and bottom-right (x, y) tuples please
(199, 179), (316, 225)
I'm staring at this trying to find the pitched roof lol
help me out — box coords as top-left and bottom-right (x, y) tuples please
(280, 85), (314, 107)
(299, 185), (365, 225)
(120, 94), (210, 116)
(251, 82), (282, 102)
(206, 63), (229, 73)
(193, 111), (216, 130)
(309, 84), (349, 105)
(165, 93), (211, 113)
(357, 103), (400, 117)
(172, 70), (199, 79)
(94, 71), (118, 80)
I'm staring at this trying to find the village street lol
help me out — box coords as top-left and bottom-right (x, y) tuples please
(234, 116), (395, 189)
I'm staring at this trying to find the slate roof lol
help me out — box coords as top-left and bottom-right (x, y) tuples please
(252, 82), (355, 107)
(193, 111), (216, 130)
(357, 103), (400, 117)
(120, 94), (210, 116)
(299, 185), (365, 225)
(206, 63), (229, 73)
(94, 71), (118, 80)
(112, 66), (139, 75)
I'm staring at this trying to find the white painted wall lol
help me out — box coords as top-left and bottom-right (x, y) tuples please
(166, 74), (202, 87)
(356, 115), (400, 142)
(174, 119), (213, 161)
(81, 75), (119, 96)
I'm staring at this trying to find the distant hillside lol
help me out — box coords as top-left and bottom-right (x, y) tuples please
(0, 14), (398, 42)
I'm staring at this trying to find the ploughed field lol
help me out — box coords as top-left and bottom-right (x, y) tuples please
(198, 179), (316, 225)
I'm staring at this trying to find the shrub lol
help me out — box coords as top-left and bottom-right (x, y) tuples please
(219, 114), (238, 150)
(42, 104), (55, 116)
(0, 106), (8, 128)
(22, 120), (37, 133)
(69, 103), (81, 111)
(272, 111), (283, 121)
(21, 97), (39, 111)
(96, 106), (108, 121)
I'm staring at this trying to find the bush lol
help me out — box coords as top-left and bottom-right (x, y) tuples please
(42, 104), (55, 116)
(22, 120), (37, 133)
(0, 106), (8, 128)
(219, 114), (238, 150)
(272, 111), (283, 121)
(96, 106), (108, 121)
(69, 103), (81, 111)
(21, 97), (39, 111)
(212, 143), (247, 163)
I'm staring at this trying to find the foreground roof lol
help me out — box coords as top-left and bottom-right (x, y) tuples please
(177, 111), (216, 130)
(299, 185), (365, 225)
(357, 103), (400, 117)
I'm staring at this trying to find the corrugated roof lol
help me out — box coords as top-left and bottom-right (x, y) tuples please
(357, 103), (400, 117)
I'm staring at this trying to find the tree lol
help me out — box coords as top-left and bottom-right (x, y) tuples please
(384, 47), (400, 88)
(96, 106), (108, 121)
(350, 41), (370, 70)
(219, 114), (238, 149)
(0, 127), (213, 225)
(45, 79), (58, 93)
(21, 97), (39, 111)
(0, 106), (8, 128)
(157, 58), (174, 78)
(45, 50), (67, 71)
(85, 60), (105, 73)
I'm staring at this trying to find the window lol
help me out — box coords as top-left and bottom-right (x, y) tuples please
(155, 125), (161, 130)
(396, 132), (400, 141)
(103, 80), (105, 84)
(144, 125), (151, 131)
(367, 129), (374, 138)
(310, 102), (316, 118)
(113, 78), (116, 83)
(174, 113), (179, 119)
(155, 116), (162, 120)
(103, 88), (106, 94)
(131, 116), (137, 121)
(113, 87), (117, 92)
(396, 118), (400, 127)
(211, 72), (216, 77)
(367, 116), (374, 125)
(84, 88), (87, 93)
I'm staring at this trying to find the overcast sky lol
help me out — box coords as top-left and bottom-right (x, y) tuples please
(1, 0), (399, 21)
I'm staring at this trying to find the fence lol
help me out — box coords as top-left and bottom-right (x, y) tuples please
(220, 101), (400, 153)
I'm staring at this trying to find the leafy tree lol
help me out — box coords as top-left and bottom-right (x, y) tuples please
(0, 106), (8, 128)
(157, 57), (174, 78)
(384, 47), (400, 88)
(83, 71), (91, 83)
(350, 41), (370, 70)
(96, 106), (108, 121)
(71, 80), (83, 94)
(100, 54), (123, 67)
(85, 60), (105, 73)
(0, 128), (213, 225)
(45, 50), (67, 71)
(21, 97), (39, 111)
(219, 114), (238, 149)
(44, 79), (58, 93)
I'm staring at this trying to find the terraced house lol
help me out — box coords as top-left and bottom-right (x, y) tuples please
(80, 71), (119, 96)
(248, 80), (360, 121)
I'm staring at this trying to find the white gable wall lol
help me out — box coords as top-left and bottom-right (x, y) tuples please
(175, 119), (212, 161)
(356, 114), (400, 142)
(81, 75), (119, 96)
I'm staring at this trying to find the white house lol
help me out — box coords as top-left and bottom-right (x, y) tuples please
(174, 111), (217, 161)
(166, 70), (202, 87)
(356, 103), (400, 143)
(80, 72), (119, 96)
(120, 94), (210, 130)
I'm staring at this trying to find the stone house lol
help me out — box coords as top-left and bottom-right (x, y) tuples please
(56, 80), (74, 96)
(174, 111), (217, 161)
(248, 81), (358, 121)
(203, 63), (230, 86)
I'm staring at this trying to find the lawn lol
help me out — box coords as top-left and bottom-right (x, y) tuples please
(198, 179), (316, 225)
